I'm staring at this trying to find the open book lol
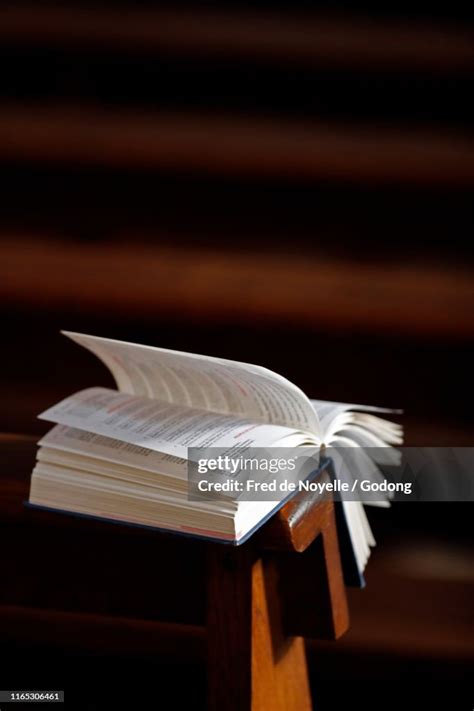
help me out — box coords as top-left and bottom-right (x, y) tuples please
(29, 332), (402, 576)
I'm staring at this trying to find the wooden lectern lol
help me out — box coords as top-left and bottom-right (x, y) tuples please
(0, 435), (349, 711)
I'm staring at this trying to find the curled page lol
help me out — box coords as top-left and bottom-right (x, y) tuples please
(310, 399), (402, 445)
(62, 331), (321, 436)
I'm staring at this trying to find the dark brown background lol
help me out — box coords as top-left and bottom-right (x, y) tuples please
(0, 2), (473, 708)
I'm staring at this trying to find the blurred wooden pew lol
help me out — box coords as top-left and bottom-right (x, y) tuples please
(1, 5), (473, 72)
(0, 105), (473, 186)
(1, 237), (473, 338)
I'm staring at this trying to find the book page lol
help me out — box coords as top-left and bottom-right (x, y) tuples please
(310, 399), (402, 444)
(39, 425), (188, 479)
(62, 331), (321, 436)
(39, 387), (304, 459)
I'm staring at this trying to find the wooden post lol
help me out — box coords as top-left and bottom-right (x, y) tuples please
(207, 473), (349, 710)
(207, 544), (312, 711)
